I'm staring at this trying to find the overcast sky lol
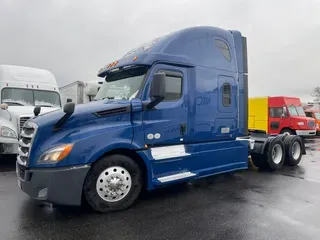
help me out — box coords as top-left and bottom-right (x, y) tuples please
(0, 0), (320, 102)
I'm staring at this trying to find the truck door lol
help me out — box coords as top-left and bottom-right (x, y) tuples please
(142, 64), (188, 146)
(268, 106), (290, 134)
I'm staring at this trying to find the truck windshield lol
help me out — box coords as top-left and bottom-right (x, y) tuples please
(95, 66), (148, 101)
(315, 112), (320, 120)
(288, 105), (306, 117)
(1, 88), (61, 108)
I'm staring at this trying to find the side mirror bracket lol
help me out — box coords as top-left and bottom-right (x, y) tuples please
(282, 106), (287, 118)
(53, 102), (75, 131)
(34, 105), (41, 117)
(146, 96), (165, 110)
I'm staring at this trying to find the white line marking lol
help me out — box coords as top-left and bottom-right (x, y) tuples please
(303, 178), (320, 184)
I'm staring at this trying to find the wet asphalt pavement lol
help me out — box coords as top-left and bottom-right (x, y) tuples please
(1, 139), (320, 240)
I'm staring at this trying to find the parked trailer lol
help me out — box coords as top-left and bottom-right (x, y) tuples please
(0, 65), (61, 157)
(16, 26), (306, 213)
(59, 80), (103, 105)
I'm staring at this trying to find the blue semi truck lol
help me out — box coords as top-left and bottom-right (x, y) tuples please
(16, 26), (305, 213)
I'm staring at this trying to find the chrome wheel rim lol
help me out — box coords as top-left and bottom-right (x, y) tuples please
(271, 144), (283, 164)
(292, 141), (301, 160)
(96, 166), (132, 202)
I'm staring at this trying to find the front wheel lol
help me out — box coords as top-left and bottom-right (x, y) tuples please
(280, 129), (295, 135)
(83, 154), (142, 213)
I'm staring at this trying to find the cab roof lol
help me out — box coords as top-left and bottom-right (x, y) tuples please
(0, 64), (58, 87)
(98, 26), (241, 77)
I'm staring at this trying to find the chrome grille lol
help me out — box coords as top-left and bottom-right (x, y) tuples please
(16, 163), (26, 180)
(19, 117), (31, 133)
(308, 121), (315, 128)
(17, 121), (37, 166)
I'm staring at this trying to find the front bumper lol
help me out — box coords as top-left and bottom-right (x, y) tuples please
(16, 162), (91, 206)
(0, 137), (18, 154)
(295, 130), (316, 136)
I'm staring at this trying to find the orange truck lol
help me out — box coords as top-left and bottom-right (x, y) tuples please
(305, 109), (320, 135)
(249, 96), (316, 136)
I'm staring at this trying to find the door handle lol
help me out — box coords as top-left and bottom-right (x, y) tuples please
(180, 123), (186, 136)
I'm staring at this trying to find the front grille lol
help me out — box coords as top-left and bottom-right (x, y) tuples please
(18, 121), (37, 166)
(308, 121), (315, 128)
(19, 117), (31, 133)
(16, 163), (26, 180)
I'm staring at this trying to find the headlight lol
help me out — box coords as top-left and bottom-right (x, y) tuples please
(37, 144), (74, 164)
(1, 126), (17, 138)
(297, 122), (304, 126)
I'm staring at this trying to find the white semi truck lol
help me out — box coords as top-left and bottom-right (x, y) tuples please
(59, 80), (103, 105)
(0, 65), (61, 157)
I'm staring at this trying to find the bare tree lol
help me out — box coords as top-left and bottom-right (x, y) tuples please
(312, 87), (320, 98)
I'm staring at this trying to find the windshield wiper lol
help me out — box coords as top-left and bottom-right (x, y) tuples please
(102, 97), (115, 100)
(2, 101), (25, 106)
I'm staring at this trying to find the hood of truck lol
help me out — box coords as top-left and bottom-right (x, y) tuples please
(0, 106), (60, 135)
(32, 99), (131, 127)
(27, 99), (133, 167)
(290, 116), (315, 122)
(290, 116), (315, 129)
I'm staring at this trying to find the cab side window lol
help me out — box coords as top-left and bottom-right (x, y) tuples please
(222, 83), (231, 106)
(215, 39), (232, 62)
(269, 107), (283, 118)
(156, 71), (183, 101)
(163, 75), (182, 101)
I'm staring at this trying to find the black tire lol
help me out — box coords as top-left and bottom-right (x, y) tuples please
(284, 135), (303, 166)
(265, 138), (285, 171)
(83, 154), (142, 213)
(280, 129), (295, 135)
(275, 134), (288, 142)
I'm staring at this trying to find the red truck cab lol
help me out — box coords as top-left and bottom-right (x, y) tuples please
(304, 109), (320, 135)
(268, 96), (316, 136)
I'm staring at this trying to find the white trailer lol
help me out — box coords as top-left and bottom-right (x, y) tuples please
(59, 80), (102, 105)
(0, 65), (61, 156)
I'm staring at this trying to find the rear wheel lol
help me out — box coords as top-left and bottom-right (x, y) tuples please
(251, 138), (285, 171)
(284, 135), (303, 166)
(83, 154), (142, 213)
(265, 138), (285, 171)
